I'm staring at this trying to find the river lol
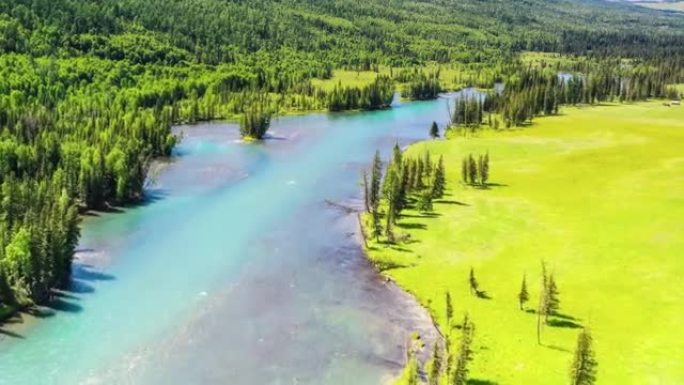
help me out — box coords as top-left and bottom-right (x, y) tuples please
(0, 91), (482, 385)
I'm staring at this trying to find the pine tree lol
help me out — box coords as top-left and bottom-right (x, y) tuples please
(481, 152), (490, 185)
(369, 150), (383, 211)
(537, 262), (548, 345)
(362, 170), (370, 213)
(417, 189), (434, 213)
(431, 155), (446, 199)
(477, 155), (484, 186)
(430, 121), (440, 139)
(469, 267), (479, 295)
(385, 204), (395, 243)
(518, 274), (529, 310)
(452, 314), (475, 385)
(461, 158), (468, 184)
(446, 291), (454, 329)
(371, 208), (382, 242)
(467, 155), (478, 185)
(544, 273), (561, 321)
(570, 328), (597, 385)
(427, 342), (443, 385)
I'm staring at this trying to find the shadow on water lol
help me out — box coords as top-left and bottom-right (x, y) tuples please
(83, 191), (168, 217)
(0, 328), (25, 339)
(74, 266), (116, 282)
(45, 299), (83, 314)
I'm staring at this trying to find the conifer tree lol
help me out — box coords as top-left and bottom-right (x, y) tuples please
(417, 189), (434, 213)
(430, 121), (440, 139)
(427, 343), (443, 385)
(432, 155), (446, 198)
(385, 200), (396, 244)
(362, 170), (370, 213)
(570, 328), (598, 385)
(461, 158), (468, 184)
(544, 273), (561, 321)
(371, 208), (383, 242)
(369, 150), (383, 211)
(469, 267), (479, 295)
(518, 274), (529, 310)
(468, 155), (478, 185)
(481, 152), (490, 185)
(537, 262), (548, 345)
(446, 291), (454, 329)
(452, 314), (475, 385)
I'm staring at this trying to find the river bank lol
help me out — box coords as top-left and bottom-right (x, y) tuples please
(0, 93), (485, 385)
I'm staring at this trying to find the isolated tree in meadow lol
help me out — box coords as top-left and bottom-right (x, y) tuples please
(469, 267), (479, 296)
(518, 274), (530, 310)
(431, 155), (446, 199)
(537, 262), (548, 345)
(452, 314), (475, 385)
(544, 273), (560, 321)
(446, 291), (454, 329)
(570, 328), (597, 385)
(430, 121), (440, 139)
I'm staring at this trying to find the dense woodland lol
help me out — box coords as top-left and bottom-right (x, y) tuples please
(0, 0), (683, 316)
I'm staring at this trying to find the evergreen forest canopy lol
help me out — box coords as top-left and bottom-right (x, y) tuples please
(0, 0), (683, 312)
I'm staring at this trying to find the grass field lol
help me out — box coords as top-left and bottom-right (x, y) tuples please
(309, 64), (492, 93)
(364, 102), (684, 384)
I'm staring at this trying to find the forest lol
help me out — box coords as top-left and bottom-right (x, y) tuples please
(1, 0), (684, 335)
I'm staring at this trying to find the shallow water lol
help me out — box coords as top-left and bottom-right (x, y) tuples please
(0, 92), (480, 385)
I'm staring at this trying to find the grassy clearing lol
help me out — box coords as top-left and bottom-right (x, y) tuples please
(309, 63), (493, 93)
(364, 102), (684, 384)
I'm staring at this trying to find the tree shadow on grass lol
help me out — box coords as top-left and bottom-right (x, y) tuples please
(544, 344), (571, 353)
(374, 260), (412, 273)
(547, 318), (582, 329)
(476, 290), (492, 300)
(435, 199), (469, 206)
(401, 212), (440, 219)
(467, 379), (498, 385)
(472, 182), (508, 190)
(396, 222), (427, 230)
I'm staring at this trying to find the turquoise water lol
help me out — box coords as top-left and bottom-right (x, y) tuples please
(0, 92), (478, 385)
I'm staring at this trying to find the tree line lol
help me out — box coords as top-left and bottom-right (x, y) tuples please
(363, 145), (446, 244)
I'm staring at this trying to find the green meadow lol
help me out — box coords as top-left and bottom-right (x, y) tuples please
(365, 102), (684, 384)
